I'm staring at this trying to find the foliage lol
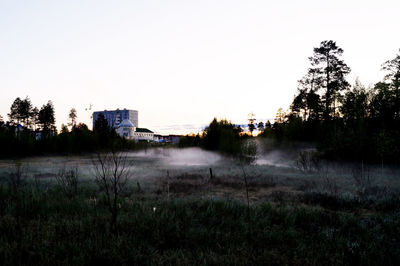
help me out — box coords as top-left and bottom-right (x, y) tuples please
(0, 120), (139, 158)
(179, 119), (255, 159)
(8, 97), (35, 127)
(247, 112), (256, 134)
(309, 40), (351, 119)
(257, 121), (264, 131)
(93, 113), (119, 147)
(260, 42), (400, 163)
(381, 49), (400, 119)
(68, 108), (77, 128)
(178, 134), (201, 147)
(38, 101), (56, 136)
(202, 118), (251, 156)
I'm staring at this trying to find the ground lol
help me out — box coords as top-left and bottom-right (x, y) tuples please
(0, 147), (399, 265)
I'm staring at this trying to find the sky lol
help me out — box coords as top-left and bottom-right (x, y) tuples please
(1, 0), (399, 135)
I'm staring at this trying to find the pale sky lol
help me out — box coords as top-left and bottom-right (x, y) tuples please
(1, 0), (399, 134)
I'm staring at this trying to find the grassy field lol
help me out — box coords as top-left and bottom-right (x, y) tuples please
(0, 147), (400, 265)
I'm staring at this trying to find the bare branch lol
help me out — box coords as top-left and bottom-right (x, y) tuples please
(92, 151), (133, 233)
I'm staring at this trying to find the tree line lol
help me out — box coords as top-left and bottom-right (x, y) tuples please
(8, 97), (56, 135)
(179, 118), (258, 161)
(181, 41), (400, 164)
(2, 40), (399, 162)
(0, 99), (135, 157)
(261, 40), (400, 163)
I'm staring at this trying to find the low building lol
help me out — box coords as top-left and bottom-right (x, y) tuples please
(115, 119), (135, 139)
(153, 134), (163, 142)
(153, 134), (182, 144)
(115, 119), (154, 142)
(134, 128), (154, 142)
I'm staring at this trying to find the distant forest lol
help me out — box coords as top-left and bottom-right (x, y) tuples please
(1, 40), (400, 162)
(182, 40), (400, 164)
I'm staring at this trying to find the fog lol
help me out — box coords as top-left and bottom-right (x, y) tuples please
(129, 147), (226, 166)
(129, 146), (298, 168)
(255, 150), (294, 168)
(1, 144), (400, 197)
(1, 142), (399, 187)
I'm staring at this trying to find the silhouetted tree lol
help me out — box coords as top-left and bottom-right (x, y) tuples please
(8, 97), (22, 125)
(38, 101), (56, 136)
(275, 108), (286, 123)
(381, 49), (400, 119)
(257, 121), (264, 131)
(178, 134), (201, 147)
(31, 107), (39, 130)
(291, 88), (307, 119)
(19, 97), (33, 127)
(8, 97), (36, 128)
(202, 118), (243, 155)
(341, 79), (369, 122)
(60, 124), (69, 133)
(94, 113), (115, 146)
(94, 113), (109, 135)
(308, 40), (351, 119)
(73, 123), (89, 132)
(68, 108), (77, 128)
(291, 68), (324, 121)
(258, 120), (274, 138)
(369, 82), (394, 125)
(236, 125), (244, 134)
(248, 113), (256, 134)
(306, 89), (323, 121)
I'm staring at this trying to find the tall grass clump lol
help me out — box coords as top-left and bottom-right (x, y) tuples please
(56, 166), (78, 198)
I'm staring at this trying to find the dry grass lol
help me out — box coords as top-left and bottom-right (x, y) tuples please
(1, 151), (400, 208)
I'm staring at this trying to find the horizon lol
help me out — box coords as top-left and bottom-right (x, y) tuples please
(1, 1), (399, 135)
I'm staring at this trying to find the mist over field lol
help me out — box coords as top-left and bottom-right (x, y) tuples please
(130, 145), (297, 168)
(2, 144), (400, 199)
(130, 147), (225, 167)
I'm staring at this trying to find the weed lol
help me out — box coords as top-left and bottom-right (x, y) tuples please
(56, 166), (79, 198)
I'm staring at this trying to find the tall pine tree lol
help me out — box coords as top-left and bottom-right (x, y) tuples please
(308, 40), (351, 119)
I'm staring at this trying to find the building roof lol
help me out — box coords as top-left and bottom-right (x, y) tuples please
(119, 119), (134, 128)
(135, 128), (153, 133)
(93, 109), (138, 114)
